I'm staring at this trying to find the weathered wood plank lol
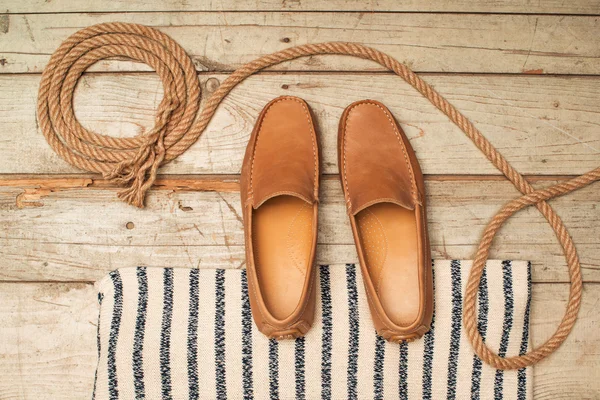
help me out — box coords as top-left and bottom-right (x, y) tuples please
(3, 0), (600, 14)
(531, 284), (600, 399)
(0, 281), (597, 399)
(2, 240), (598, 284)
(2, 73), (599, 175)
(1, 178), (598, 282)
(1, 13), (598, 74)
(0, 282), (97, 399)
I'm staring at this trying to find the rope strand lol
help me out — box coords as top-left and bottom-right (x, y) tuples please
(37, 22), (599, 369)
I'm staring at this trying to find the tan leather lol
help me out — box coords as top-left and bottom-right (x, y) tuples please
(241, 96), (319, 339)
(339, 99), (433, 342)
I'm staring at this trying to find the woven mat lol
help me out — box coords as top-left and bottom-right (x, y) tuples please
(94, 260), (531, 400)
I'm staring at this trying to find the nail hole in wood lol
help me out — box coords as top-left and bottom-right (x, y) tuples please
(206, 77), (220, 92)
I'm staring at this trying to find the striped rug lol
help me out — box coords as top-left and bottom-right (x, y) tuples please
(93, 261), (532, 400)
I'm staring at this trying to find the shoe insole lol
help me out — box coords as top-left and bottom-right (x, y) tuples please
(252, 195), (313, 320)
(356, 202), (421, 327)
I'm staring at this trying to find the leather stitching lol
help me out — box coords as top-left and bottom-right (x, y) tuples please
(355, 197), (415, 213)
(247, 97), (318, 333)
(342, 101), (418, 210)
(249, 97), (318, 203)
(344, 101), (424, 335)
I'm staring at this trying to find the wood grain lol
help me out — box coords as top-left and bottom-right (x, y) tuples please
(0, 281), (597, 399)
(1, 178), (598, 283)
(531, 284), (600, 399)
(1, 73), (599, 175)
(2, 239), (599, 285)
(0, 282), (97, 399)
(0, 6), (598, 397)
(3, 0), (600, 14)
(1, 13), (598, 74)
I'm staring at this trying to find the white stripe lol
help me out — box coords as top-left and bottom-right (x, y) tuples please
(169, 268), (191, 399)
(250, 309), (270, 399)
(225, 273), (244, 399)
(430, 259), (452, 398)
(479, 260), (505, 398)
(406, 330), (425, 398)
(95, 273), (116, 399)
(329, 265), (350, 398)
(456, 260), (477, 399)
(196, 270), (217, 399)
(303, 269), (323, 399)
(382, 341), (401, 398)
(114, 269), (137, 398)
(502, 261), (528, 398)
(224, 271), (243, 398)
(277, 339), (296, 397)
(356, 269), (377, 399)
(141, 267), (165, 399)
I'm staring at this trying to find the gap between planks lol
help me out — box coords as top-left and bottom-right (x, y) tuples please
(0, 173), (582, 192)
(1, 12), (599, 75)
(2, 0), (600, 16)
(6, 71), (600, 77)
(3, 11), (600, 16)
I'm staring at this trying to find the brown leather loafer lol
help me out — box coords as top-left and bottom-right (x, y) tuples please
(338, 99), (433, 342)
(240, 96), (320, 339)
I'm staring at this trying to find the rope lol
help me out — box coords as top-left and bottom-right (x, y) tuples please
(37, 22), (599, 370)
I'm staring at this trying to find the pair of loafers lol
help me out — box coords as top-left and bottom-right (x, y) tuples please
(240, 96), (433, 342)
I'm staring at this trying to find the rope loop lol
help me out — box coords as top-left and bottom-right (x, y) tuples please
(37, 22), (600, 369)
(37, 22), (200, 207)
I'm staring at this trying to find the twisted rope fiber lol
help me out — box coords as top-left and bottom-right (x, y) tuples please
(37, 22), (599, 370)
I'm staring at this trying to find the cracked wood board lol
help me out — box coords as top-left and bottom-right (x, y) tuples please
(0, 73), (599, 175)
(0, 13), (598, 74)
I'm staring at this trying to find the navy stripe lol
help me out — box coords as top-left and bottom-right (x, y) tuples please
(134, 267), (148, 399)
(422, 263), (436, 400)
(108, 271), (123, 400)
(399, 340), (408, 400)
(517, 262), (532, 400)
(494, 261), (514, 398)
(160, 268), (174, 400)
(320, 265), (333, 399)
(446, 260), (462, 400)
(215, 269), (227, 399)
(269, 338), (279, 400)
(470, 268), (489, 400)
(295, 337), (306, 400)
(241, 270), (254, 400)
(346, 264), (359, 400)
(92, 292), (104, 400)
(373, 334), (385, 400)
(188, 269), (200, 400)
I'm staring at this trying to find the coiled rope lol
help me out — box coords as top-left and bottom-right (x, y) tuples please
(37, 22), (599, 369)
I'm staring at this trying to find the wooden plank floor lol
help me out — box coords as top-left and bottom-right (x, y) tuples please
(0, 2), (599, 399)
